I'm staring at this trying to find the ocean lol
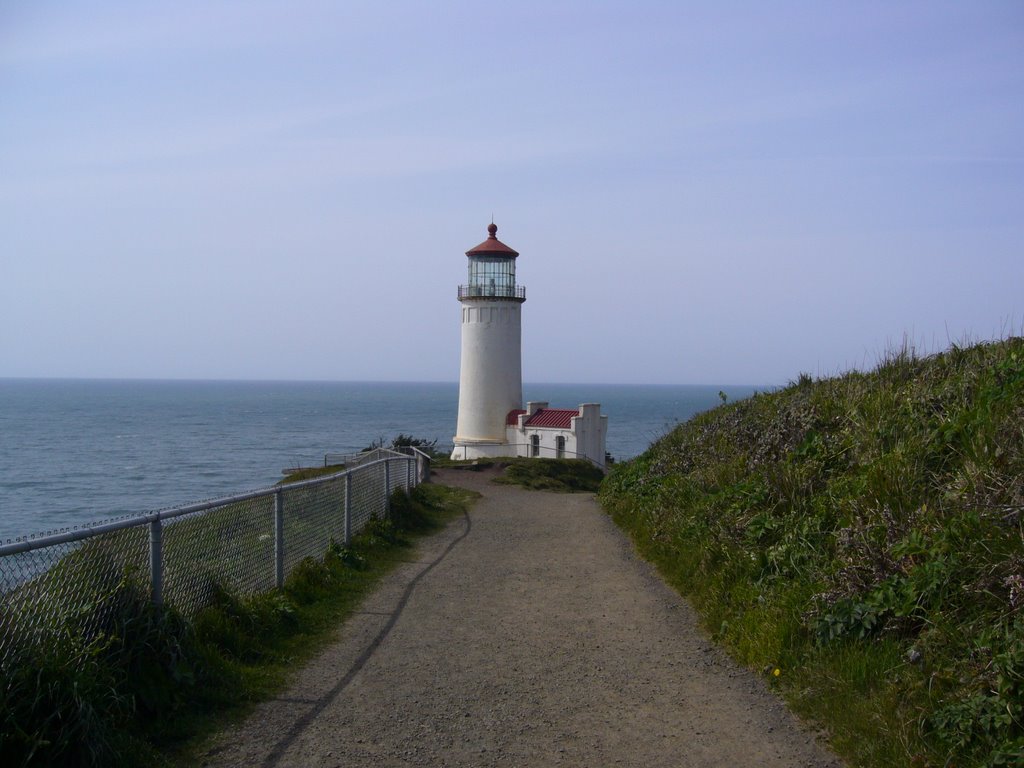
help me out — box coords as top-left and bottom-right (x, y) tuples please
(0, 379), (760, 542)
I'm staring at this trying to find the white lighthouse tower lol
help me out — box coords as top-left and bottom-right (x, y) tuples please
(451, 223), (526, 460)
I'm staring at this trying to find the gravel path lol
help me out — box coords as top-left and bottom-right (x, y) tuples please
(199, 467), (843, 768)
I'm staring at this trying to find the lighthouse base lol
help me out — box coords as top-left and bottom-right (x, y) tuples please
(449, 438), (517, 462)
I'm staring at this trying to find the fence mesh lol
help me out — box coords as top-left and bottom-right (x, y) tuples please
(350, 460), (384, 533)
(0, 454), (418, 668)
(282, 474), (347, 574)
(0, 524), (149, 667)
(388, 459), (402, 499)
(162, 493), (276, 616)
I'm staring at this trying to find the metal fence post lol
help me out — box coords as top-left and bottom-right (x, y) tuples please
(407, 457), (413, 489)
(149, 518), (163, 607)
(384, 459), (391, 517)
(344, 473), (352, 544)
(274, 490), (284, 588)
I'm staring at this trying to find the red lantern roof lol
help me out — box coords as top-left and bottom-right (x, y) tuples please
(466, 222), (519, 258)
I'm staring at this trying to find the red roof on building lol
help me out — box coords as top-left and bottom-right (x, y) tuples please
(466, 223), (519, 258)
(523, 408), (577, 429)
(506, 409), (527, 426)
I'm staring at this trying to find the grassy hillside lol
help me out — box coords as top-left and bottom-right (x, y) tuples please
(599, 339), (1024, 767)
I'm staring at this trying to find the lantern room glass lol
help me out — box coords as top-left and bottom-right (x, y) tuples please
(467, 256), (516, 297)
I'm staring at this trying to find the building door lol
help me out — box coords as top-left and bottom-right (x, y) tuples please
(556, 436), (565, 459)
(531, 434), (540, 457)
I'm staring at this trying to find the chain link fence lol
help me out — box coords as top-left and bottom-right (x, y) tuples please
(323, 446), (432, 481)
(0, 449), (430, 667)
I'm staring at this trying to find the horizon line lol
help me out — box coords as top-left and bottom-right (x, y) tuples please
(0, 375), (779, 389)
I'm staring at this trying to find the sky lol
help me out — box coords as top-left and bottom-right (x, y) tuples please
(1, 1), (1022, 386)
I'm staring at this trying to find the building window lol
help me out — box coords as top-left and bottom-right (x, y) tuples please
(531, 434), (540, 457)
(556, 435), (565, 459)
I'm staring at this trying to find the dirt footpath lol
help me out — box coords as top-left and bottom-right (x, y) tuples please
(199, 467), (843, 768)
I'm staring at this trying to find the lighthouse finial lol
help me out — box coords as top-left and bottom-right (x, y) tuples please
(487, 219), (497, 238)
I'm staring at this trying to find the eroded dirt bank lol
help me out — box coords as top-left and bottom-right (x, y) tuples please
(199, 467), (843, 768)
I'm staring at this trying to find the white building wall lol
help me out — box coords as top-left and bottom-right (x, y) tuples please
(507, 402), (608, 467)
(452, 300), (522, 453)
(574, 404), (607, 468)
(518, 429), (575, 459)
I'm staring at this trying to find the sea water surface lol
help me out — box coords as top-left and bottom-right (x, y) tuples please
(0, 379), (760, 541)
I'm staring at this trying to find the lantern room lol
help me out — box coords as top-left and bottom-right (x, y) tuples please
(458, 223), (526, 301)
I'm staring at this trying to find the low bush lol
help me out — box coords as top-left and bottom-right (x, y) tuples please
(0, 573), (202, 767)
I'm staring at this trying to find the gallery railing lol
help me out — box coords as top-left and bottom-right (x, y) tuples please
(457, 284), (527, 301)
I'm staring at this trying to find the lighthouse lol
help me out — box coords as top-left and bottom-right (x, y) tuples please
(451, 223), (526, 460)
(450, 222), (608, 466)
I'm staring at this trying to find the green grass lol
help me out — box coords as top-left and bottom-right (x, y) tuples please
(599, 338), (1024, 767)
(492, 457), (604, 492)
(440, 456), (604, 492)
(0, 483), (478, 768)
(277, 464), (347, 483)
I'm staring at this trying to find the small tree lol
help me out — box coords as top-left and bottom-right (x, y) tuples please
(390, 434), (441, 458)
(363, 434), (441, 458)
